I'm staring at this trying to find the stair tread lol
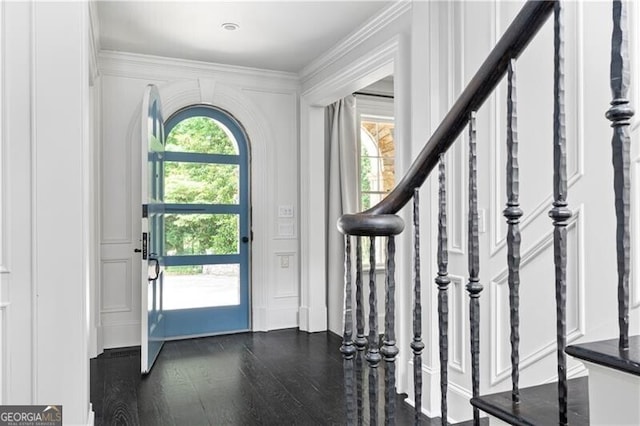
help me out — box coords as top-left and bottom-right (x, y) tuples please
(566, 335), (640, 376)
(471, 376), (589, 426)
(452, 418), (489, 425)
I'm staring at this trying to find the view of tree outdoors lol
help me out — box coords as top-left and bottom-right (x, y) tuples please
(164, 117), (240, 272)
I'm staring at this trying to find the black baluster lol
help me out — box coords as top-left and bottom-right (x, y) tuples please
(549, 2), (571, 424)
(382, 236), (399, 425)
(355, 238), (366, 424)
(341, 235), (357, 425)
(366, 237), (381, 426)
(411, 188), (425, 426)
(607, 0), (634, 351)
(436, 157), (450, 425)
(466, 111), (483, 426)
(356, 238), (367, 352)
(505, 59), (523, 404)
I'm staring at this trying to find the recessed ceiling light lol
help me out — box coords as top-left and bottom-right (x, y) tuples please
(221, 22), (239, 31)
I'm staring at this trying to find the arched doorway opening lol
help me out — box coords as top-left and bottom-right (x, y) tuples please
(161, 105), (251, 338)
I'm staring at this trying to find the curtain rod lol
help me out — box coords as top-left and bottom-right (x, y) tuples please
(353, 92), (394, 100)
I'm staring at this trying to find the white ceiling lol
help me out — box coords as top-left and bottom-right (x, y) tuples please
(97, 1), (392, 74)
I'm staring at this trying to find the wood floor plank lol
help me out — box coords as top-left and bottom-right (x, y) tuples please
(91, 329), (434, 426)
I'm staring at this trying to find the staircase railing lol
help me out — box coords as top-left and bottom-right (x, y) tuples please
(336, 0), (635, 425)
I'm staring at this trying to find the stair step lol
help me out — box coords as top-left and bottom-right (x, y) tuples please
(566, 336), (640, 425)
(452, 418), (490, 426)
(566, 335), (640, 376)
(470, 377), (589, 426)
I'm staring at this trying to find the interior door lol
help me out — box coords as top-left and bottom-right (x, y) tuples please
(140, 84), (166, 374)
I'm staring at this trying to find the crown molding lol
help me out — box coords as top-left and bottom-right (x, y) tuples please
(98, 50), (300, 91)
(301, 35), (400, 106)
(299, 0), (411, 84)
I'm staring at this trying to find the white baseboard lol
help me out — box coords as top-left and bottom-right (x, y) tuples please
(252, 306), (269, 331)
(87, 404), (95, 426)
(101, 322), (139, 349)
(89, 325), (103, 358)
(267, 307), (298, 330)
(447, 381), (476, 424)
(404, 359), (440, 418)
(298, 304), (327, 332)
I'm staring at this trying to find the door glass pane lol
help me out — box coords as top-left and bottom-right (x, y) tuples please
(166, 117), (238, 155)
(163, 264), (240, 310)
(164, 162), (239, 204)
(165, 214), (239, 256)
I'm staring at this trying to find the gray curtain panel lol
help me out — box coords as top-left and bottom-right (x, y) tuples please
(326, 96), (360, 334)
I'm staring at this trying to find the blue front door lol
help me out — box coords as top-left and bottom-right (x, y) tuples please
(161, 105), (251, 338)
(141, 84), (166, 373)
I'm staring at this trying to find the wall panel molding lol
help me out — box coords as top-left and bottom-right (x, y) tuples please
(100, 94), (133, 245)
(446, 141), (465, 255)
(445, 2), (466, 255)
(623, 0), (638, 309)
(631, 154), (640, 308)
(274, 252), (297, 299)
(448, 274), (466, 374)
(100, 259), (132, 313)
(489, 1), (584, 256)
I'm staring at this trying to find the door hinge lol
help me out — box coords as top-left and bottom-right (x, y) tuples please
(142, 204), (148, 218)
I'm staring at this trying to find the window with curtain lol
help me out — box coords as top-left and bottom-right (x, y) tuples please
(359, 114), (395, 267)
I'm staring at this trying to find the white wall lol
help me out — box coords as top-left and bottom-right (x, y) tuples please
(97, 52), (301, 348)
(2, 1), (92, 424)
(413, 1), (640, 422)
(299, 1), (413, 343)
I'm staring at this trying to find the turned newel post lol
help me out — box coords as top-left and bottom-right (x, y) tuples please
(338, 214), (404, 426)
(606, 0), (634, 351)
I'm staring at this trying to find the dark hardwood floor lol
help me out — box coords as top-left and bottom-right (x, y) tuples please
(91, 329), (438, 425)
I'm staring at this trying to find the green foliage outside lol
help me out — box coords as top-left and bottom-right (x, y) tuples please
(164, 117), (240, 269)
(360, 152), (372, 210)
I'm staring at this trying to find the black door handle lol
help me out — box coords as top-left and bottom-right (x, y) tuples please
(241, 236), (249, 243)
(148, 255), (160, 281)
(134, 248), (142, 253)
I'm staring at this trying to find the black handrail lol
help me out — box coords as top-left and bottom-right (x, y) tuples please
(362, 0), (555, 216)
